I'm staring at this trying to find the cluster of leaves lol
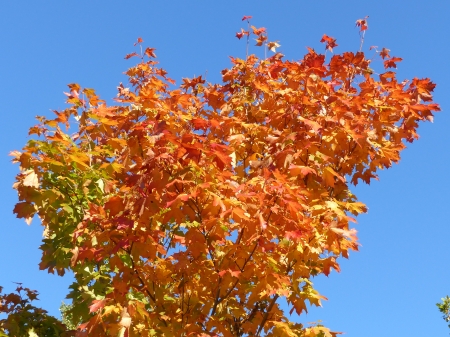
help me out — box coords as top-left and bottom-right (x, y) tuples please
(60, 302), (82, 331)
(8, 17), (439, 337)
(437, 296), (450, 329)
(0, 284), (70, 336)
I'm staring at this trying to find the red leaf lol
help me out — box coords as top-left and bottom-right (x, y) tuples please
(210, 143), (231, 170)
(355, 16), (369, 31)
(89, 299), (106, 313)
(125, 52), (139, 60)
(379, 47), (391, 59)
(320, 34), (338, 52)
(192, 118), (209, 131)
(236, 28), (249, 40)
(285, 230), (304, 240)
(116, 217), (134, 230)
(133, 37), (143, 46)
(242, 15), (252, 21)
(384, 57), (403, 69)
(144, 47), (157, 58)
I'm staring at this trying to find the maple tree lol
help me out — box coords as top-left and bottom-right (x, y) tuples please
(5, 16), (440, 336)
(0, 284), (68, 336)
(437, 296), (450, 329)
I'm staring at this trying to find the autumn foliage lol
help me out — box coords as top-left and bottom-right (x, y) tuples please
(0, 284), (68, 336)
(6, 17), (439, 336)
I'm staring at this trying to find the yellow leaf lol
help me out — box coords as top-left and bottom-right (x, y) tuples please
(271, 321), (298, 337)
(68, 154), (90, 169)
(346, 201), (368, 215)
(322, 166), (345, 187)
(289, 165), (316, 177)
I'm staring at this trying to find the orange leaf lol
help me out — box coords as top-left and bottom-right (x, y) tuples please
(105, 196), (124, 217)
(289, 165), (316, 177)
(297, 116), (322, 132)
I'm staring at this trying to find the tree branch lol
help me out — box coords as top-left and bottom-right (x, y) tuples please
(255, 294), (279, 337)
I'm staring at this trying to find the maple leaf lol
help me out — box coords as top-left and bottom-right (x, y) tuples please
(210, 143), (231, 170)
(133, 37), (143, 46)
(258, 211), (267, 230)
(104, 196), (124, 217)
(125, 52), (139, 60)
(272, 321), (299, 337)
(267, 41), (281, 52)
(297, 115), (322, 132)
(255, 35), (268, 46)
(67, 83), (80, 93)
(346, 201), (368, 215)
(181, 75), (205, 90)
(22, 169), (39, 188)
(355, 16), (369, 31)
(320, 34), (338, 52)
(166, 193), (190, 208)
(379, 47), (391, 59)
(144, 47), (156, 58)
(322, 166), (345, 187)
(236, 28), (249, 40)
(192, 118), (209, 130)
(119, 307), (132, 330)
(289, 165), (316, 177)
(89, 299), (106, 313)
(285, 230), (304, 241)
(384, 56), (403, 69)
(251, 26), (266, 36)
(13, 202), (35, 225)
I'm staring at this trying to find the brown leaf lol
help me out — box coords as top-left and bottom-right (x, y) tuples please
(13, 202), (35, 224)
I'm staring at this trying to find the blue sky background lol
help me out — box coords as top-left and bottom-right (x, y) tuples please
(1, 1), (449, 336)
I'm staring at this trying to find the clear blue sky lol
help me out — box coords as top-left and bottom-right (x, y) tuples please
(1, 1), (449, 336)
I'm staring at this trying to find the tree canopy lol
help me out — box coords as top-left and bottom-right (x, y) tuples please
(4, 17), (439, 336)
